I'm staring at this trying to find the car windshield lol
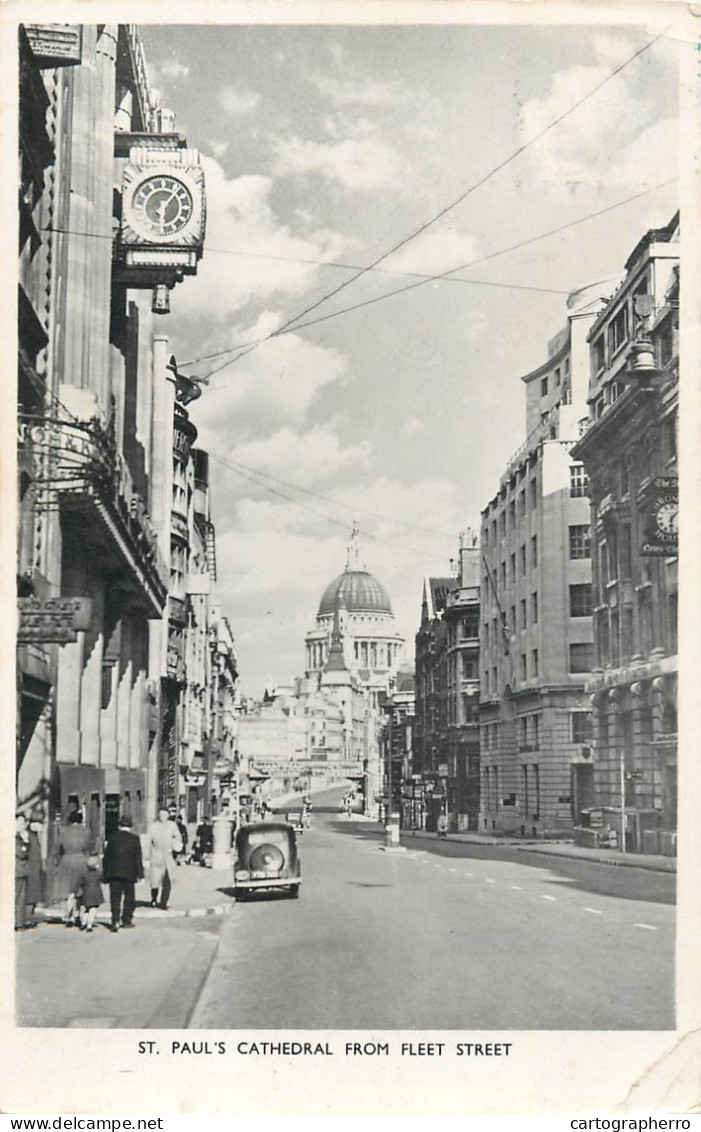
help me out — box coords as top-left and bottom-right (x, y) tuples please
(246, 830), (287, 846)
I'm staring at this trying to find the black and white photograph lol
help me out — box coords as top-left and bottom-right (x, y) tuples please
(6, 0), (700, 1116)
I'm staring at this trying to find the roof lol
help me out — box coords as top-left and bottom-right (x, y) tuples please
(318, 569), (393, 617)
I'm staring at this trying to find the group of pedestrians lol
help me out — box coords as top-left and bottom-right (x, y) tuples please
(14, 804), (199, 934)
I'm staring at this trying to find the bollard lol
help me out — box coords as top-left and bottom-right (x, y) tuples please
(385, 812), (401, 848)
(211, 814), (233, 870)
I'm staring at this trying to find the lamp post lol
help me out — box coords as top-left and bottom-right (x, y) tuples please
(383, 697), (401, 848)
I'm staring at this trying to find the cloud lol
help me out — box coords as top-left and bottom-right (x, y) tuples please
(384, 226), (483, 277)
(149, 58), (190, 84)
(168, 157), (348, 324)
(217, 85), (261, 116)
(517, 34), (677, 194)
(273, 131), (412, 193)
(230, 423), (372, 487)
(309, 71), (415, 109)
(207, 139), (230, 160)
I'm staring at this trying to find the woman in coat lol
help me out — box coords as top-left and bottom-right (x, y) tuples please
(55, 810), (92, 925)
(25, 814), (44, 924)
(15, 813), (32, 930)
(147, 807), (182, 910)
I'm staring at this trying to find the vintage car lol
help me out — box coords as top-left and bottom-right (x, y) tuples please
(233, 821), (301, 899)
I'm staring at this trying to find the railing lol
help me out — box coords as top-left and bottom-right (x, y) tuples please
(19, 411), (168, 592)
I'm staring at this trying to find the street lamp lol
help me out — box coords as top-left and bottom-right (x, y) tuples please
(383, 697), (400, 848)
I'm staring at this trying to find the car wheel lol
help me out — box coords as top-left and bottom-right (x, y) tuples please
(288, 885), (300, 899)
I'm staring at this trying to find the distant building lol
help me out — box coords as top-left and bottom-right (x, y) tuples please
(571, 213), (679, 855)
(414, 574), (452, 829)
(479, 282), (610, 837)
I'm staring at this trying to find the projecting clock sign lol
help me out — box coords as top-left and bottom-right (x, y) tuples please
(116, 148), (206, 289)
(641, 476), (678, 556)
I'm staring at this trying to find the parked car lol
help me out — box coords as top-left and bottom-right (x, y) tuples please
(233, 821), (301, 899)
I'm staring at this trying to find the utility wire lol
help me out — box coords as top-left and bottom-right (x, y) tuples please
(208, 452), (453, 563)
(189, 177), (676, 377)
(209, 449), (457, 539)
(188, 27), (669, 376)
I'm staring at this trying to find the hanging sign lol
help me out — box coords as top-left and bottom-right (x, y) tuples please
(18, 596), (92, 643)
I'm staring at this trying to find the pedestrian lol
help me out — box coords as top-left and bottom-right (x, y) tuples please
(194, 814), (213, 866)
(102, 813), (144, 932)
(55, 810), (92, 926)
(75, 853), (104, 932)
(26, 812), (44, 926)
(175, 814), (189, 865)
(437, 813), (448, 838)
(15, 813), (34, 931)
(147, 807), (182, 909)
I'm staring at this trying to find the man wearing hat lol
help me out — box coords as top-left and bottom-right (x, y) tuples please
(102, 814), (144, 932)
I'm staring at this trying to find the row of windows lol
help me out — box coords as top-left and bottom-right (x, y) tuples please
(482, 586), (590, 650)
(481, 710), (591, 747)
(487, 478), (539, 543)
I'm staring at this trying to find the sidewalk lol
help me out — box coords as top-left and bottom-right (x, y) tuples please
(17, 862), (236, 1029)
(399, 827), (677, 873)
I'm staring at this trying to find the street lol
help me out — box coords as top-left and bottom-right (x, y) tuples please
(191, 788), (675, 1031)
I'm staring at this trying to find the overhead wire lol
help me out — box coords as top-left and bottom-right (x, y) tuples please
(209, 449), (457, 539)
(187, 177), (676, 378)
(179, 27), (670, 376)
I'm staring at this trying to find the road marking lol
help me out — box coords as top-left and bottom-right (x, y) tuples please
(486, 879), (496, 884)
(634, 923), (658, 931)
(464, 872), (473, 878)
(584, 907), (602, 915)
(510, 885), (522, 891)
(542, 895), (557, 901)
(449, 868), (457, 873)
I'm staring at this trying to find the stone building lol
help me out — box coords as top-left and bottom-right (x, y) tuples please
(571, 213), (679, 854)
(15, 26), (227, 860)
(479, 282), (609, 837)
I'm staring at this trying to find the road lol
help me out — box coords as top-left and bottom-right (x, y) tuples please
(191, 788), (675, 1031)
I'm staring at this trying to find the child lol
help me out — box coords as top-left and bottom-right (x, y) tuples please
(75, 854), (104, 932)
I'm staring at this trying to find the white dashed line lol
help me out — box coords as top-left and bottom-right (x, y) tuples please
(464, 873), (474, 878)
(634, 923), (658, 931)
(510, 885), (523, 891)
(584, 907), (602, 915)
(542, 895), (557, 902)
(486, 879), (496, 884)
(449, 868), (457, 873)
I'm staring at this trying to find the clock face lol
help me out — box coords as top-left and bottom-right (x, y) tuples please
(655, 500), (678, 535)
(131, 175), (194, 238)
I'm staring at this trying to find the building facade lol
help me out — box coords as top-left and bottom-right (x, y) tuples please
(479, 283), (608, 837)
(16, 26), (237, 867)
(571, 213), (679, 855)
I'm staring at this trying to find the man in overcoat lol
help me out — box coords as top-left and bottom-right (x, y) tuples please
(147, 807), (182, 910)
(102, 814), (144, 931)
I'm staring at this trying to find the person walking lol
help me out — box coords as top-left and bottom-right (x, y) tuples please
(147, 807), (182, 909)
(175, 814), (189, 865)
(194, 814), (213, 866)
(75, 854), (104, 932)
(102, 814), (144, 932)
(25, 812), (44, 926)
(15, 813), (33, 931)
(55, 810), (92, 926)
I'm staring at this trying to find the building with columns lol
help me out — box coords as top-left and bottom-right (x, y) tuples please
(571, 213), (679, 855)
(16, 25), (229, 865)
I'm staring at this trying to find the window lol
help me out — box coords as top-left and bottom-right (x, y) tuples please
(510, 553), (516, 584)
(541, 376), (548, 397)
(521, 654), (527, 681)
(569, 584), (592, 618)
(519, 490), (526, 519)
(530, 478), (538, 510)
(531, 535), (538, 568)
(492, 667), (498, 692)
(555, 367), (561, 386)
(592, 335), (605, 374)
(532, 649), (539, 677)
(532, 713), (540, 749)
(520, 545), (526, 575)
(569, 525), (591, 559)
(509, 500), (516, 527)
(532, 591), (538, 623)
(520, 599), (527, 630)
(519, 716), (528, 750)
(569, 464), (589, 498)
(609, 306), (628, 356)
(569, 643), (594, 673)
(510, 606), (516, 634)
(500, 562), (506, 589)
(571, 712), (593, 743)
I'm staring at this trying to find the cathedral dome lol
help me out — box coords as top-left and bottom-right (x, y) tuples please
(318, 569), (394, 617)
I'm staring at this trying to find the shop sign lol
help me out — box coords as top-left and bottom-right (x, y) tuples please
(18, 596), (92, 643)
(641, 476), (678, 557)
(25, 25), (82, 65)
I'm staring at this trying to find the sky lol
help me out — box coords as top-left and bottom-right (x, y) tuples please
(138, 17), (679, 695)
